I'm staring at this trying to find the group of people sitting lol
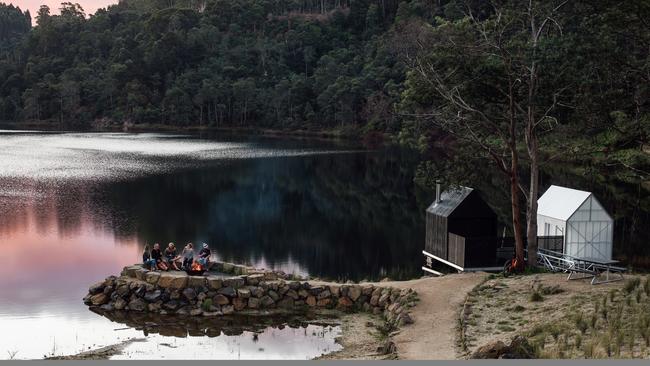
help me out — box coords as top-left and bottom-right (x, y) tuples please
(142, 242), (212, 271)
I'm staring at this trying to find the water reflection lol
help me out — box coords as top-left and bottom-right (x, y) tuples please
(0, 131), (425, 359)
(91, 311), (343, 360)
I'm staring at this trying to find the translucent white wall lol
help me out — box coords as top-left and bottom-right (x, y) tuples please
(564, 196), (613, 261)
(537, 215), (565, 237)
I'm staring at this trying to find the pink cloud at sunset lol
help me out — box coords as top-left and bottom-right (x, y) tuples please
(12, 0), (118, 18)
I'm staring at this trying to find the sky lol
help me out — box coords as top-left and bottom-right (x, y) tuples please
(12, 0), (117, 18)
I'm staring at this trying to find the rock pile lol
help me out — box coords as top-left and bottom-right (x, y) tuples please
(84, 263), (418, 327)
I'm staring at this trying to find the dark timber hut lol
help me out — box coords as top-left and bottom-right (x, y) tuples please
(423, 185), (499, 274)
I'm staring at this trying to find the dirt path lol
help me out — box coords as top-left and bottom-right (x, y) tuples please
(383, 273), (487, 359)
(312, 272), (487, 360)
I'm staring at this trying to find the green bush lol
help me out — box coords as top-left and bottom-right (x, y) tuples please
(201, 298), (213, 311)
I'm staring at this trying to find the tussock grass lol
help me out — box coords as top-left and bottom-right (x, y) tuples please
(524, 276), (650, 359)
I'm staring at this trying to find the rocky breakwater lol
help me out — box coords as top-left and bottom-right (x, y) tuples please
(83, 263), (418, 327)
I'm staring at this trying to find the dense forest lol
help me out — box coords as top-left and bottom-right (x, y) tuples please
(0, 0), (647, 163)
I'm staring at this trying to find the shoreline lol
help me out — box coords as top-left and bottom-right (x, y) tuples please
(0, 121), (382, 145)
(45, 338), (147, 360)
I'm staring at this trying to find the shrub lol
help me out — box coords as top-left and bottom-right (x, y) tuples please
(539, 285), (564, 295)
(624, 277), (641, 294)
(201, 298), (213, 311)
(513, 305), (526, 312)
(574, 313), (588, 334)
(530, 291), (544, 302)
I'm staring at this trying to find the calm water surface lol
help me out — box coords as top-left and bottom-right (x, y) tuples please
(0, 130), (426, 359)
(0, 130), (647, 359)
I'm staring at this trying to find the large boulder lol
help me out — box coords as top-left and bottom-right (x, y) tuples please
(213, 294), (230, 305)
(471, 336), (535, 359)
(128, 298), (147, 312)
(471, 341), (508, 359)
(158, 273), (188, 289)
(308, 286), (324, 296)
(182, 288), (197, 301)
(362, 285), (375, 296)
(248, 297), (260, 309)
(223, 277), (245, 289)
(348, 286), (362, 302)
(148, 301), (163, 312)
(116, 285), (130, 298)
(268, 290), (280, 302)
(260, 295), (275, 308)
(144, 271), (160, 284)
(144, 290), (162, 302)
(249, 286), (263, 298)
(317, 290), (331, 300)
(114, 298), (127, 310)
(90, 293), (109, 306)
(317, 298), (332, 307)
(246, 274), (265, 286)
(502, 336), (535, 359)
(190, 308), (203, 316)
(222, 304), (235, 315)
(237, 288), (251, 299)
(277, 297), (294, 309)
(233, 297), (247, 311)
(378, 293), (390, 307)
(306, 296), (317, 307)
(217, 286), (237, 297)
(207, 277), (222, 290)
(188, 276), (206, 288)
(337, 297), (354, 309)
(124, 265), (141, 278)
(88, 282), (106, 295)
(329, 286), (340, 297)
(135, 268), (148, 281)
(163, 300), (179, 311)
(222, 263), (235, 273)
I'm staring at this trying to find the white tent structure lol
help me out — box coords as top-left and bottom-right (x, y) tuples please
(537, 185), (614, 261)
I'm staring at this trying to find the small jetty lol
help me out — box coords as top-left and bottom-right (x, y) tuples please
(83, 260), (418, 328)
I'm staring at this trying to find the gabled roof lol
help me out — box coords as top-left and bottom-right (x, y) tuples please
(537, 185), (592, 221)
(426, 186), (473, 217)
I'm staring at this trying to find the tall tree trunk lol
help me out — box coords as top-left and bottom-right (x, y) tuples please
(510, 141), (525, 266)
(527, 137), (539, 266)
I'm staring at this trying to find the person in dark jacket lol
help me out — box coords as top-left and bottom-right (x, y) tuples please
(142, 244), (157, 270)
(197, 243), (212, 269)
(151, 243), (168, 271)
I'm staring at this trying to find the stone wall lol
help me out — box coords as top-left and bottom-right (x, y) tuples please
(83, 262), (418, 327)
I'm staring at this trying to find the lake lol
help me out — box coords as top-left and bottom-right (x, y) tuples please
(0, 130), (429, 359)
(0, 130), (647, 359)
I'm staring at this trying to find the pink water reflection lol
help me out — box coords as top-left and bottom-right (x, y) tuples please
(0, 189), (139, 313)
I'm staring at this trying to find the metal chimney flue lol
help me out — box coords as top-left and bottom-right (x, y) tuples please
(435, 181), (441, 205)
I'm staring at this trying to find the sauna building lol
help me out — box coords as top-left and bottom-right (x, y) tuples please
(423, 185), (499, 274)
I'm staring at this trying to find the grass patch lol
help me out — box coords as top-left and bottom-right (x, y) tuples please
(201, 298), (213, 311)
(624, 277), (641, 294)
(530, 291), (544, 302)
(497, 324), (516, 332)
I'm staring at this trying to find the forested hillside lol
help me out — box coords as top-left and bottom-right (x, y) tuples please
(0, 4), (30, 56)
(0, 0), (647, 162)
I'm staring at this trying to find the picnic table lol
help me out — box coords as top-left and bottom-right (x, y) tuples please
(537, 249), (625, 285)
